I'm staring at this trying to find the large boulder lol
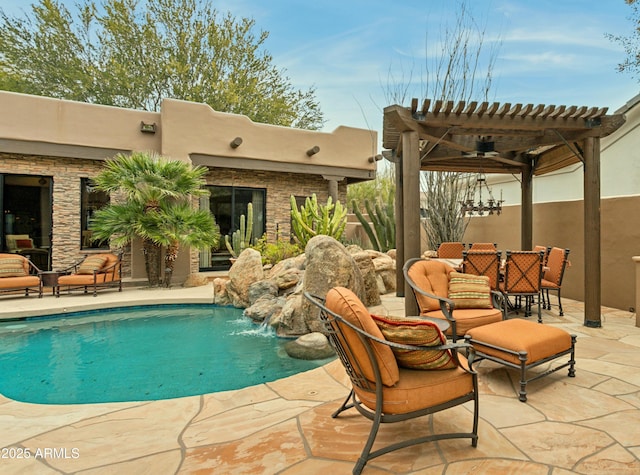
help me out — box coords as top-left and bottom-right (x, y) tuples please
(302, 235), (365, 333)
(284, 332), (335, 360)
(226, 248), (264, 307)
(350, 249), (381, 306)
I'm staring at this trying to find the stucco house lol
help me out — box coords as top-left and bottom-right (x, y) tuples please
(0, 91), (377, 285)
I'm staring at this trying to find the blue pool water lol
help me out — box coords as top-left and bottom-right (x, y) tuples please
(0, 304), (334, 405)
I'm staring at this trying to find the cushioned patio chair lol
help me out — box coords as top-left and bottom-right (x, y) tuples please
(56, 252), (123, 297)
(437, 241), (465, 259)
(500, 250), (544, 322)
(541, 247), (571, 316)
(462, 250), (502, 290)
(0, 253), (43, 298)
(304, 287), (478, 475)
(469, 242), (497, 251)
(403, 258), (504, 341)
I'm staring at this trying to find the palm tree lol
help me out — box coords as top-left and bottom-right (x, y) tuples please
(89, 151), (220, 286)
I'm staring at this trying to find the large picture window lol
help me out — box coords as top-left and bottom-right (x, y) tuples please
(200, 186), (266, 270)
(81, 178), (110, 249)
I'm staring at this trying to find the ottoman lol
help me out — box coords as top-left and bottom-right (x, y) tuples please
(464, 319), (576, 402)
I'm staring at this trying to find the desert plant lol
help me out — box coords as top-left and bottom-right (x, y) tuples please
(290, 194), (347, 247)
(89, 151), (220, 287)
(225, 203), (253, 258)
(252, 234), (302, 265)
(351, 193), (396, 252)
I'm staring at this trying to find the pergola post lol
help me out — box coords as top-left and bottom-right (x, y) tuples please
(395, 155), (404, 297)
(584, 137), (602, 327)
(402, 130), (421, 317)
(521, 158), (533, 250)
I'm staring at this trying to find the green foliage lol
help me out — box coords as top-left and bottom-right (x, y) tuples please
(606, 1), (640, 81)
(89, 151), (220, 286)
(347, 165), (395, 213)
(251, 234), (302, 266)
(351, 193), (395, 252)
(290, 194), (347, 247)
(0, 0), (324, 129)
(224, 203), (253, 258)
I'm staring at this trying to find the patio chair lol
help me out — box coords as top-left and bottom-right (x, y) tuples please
(56, 252), (123, 297)
(541, 247), (571, 316)
(469, 242), (497, 251)
(500, 250), (544, 322)
(403, 258), (504, 341)
(462, 249), (502, 290)
(304, 287), (478, 475)
(437, 241), (465, 259)
(0, 253), (43, 298)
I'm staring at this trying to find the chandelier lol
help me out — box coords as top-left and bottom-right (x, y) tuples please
(460, 174), (504, 216)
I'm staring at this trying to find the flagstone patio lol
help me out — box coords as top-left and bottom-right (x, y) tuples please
(1, 285), (639, 474)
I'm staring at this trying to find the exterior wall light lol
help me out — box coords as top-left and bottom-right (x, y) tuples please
(140, 121), (157, 134)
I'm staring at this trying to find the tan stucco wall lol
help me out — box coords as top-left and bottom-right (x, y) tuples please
(0, 91), (160, 154)
(460, 196), (640, 311)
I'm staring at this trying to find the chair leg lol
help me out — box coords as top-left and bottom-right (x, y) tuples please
(332, 389), (355, 418)
(557, 289), (564, 316)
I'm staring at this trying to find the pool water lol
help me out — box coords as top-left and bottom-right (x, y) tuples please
(0, 304), (334, 405)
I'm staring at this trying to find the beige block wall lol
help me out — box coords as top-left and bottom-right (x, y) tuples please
(461, 195), (640, 311)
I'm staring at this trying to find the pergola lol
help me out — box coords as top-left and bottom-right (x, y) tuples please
(383, 99), (626, 326)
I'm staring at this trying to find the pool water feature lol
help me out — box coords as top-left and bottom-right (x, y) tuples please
(0, 304), (334, 405)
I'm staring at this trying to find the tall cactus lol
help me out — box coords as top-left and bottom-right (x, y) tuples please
(352, 192), (395, 252)
(290, 194), (347, 247)
(225, 202), (253, 257)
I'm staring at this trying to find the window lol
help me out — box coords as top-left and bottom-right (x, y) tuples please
(200, 186), (266, 270)
(81, 178), (110, 249)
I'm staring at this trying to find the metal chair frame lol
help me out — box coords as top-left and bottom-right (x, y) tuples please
(304, 290), (479, 475)
(462, 250), (502, 290)
(501, 250), (544, 322)
(542, 248), (571, 316)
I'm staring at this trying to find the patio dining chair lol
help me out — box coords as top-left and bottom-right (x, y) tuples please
(500, 250), (544, 322)
(469, 242), (497, 251)
(541, 247), (571, 316)
(437, 241), (465, 259)
(304, 287), (478, 475)
(462, 249), (502, 290)
(403, 258), (504, 341)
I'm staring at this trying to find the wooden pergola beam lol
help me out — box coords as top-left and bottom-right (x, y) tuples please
(384, 98), (626, 326)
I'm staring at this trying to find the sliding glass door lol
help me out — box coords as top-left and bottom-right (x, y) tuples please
(200, 186), (265, 270)
(1, 174), (53, 270)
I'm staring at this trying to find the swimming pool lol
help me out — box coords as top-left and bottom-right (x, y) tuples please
(0, 304), (335, 405)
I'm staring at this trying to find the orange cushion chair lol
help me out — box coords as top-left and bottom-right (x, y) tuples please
(57, 253), (122, 297)
(0, 253), (42, 297)
(403, 258), (503, 341)
(305, 287), (478, 475)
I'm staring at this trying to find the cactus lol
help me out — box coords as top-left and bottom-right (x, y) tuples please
(352, 193), (395, 252)
(225, 203), (253, 258)
(290, 194), (347, 247)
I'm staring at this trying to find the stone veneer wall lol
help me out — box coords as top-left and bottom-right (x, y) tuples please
(203, 167), (347, 243)
(1, 153), (347, 281)
(0, 153), (132, 274)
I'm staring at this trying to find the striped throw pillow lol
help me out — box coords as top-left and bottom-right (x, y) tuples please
(78, 255), (107, 274)
(0, 257), (27, 277)
(448, 272), (492, 309)
(371, 314), (456, 370)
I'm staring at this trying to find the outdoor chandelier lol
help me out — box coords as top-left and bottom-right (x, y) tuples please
(460, 174), (504, 216)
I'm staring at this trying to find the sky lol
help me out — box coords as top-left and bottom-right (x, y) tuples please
(2, 0), (639, 152)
